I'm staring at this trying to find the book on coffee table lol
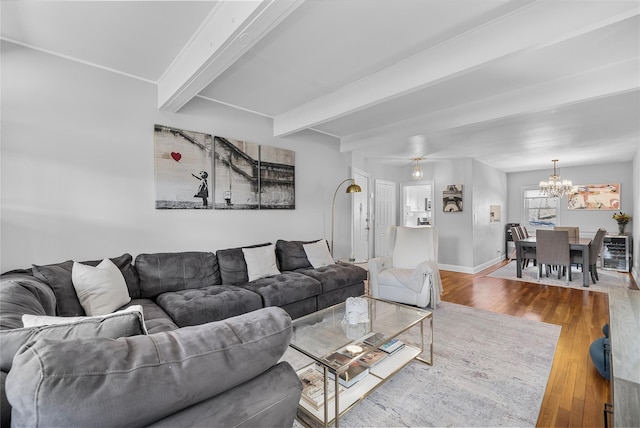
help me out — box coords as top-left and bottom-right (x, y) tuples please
(358, 348), (387, 368)
(363, 332), (387, 347)
(378, 338), (405, 355)
(321, 352), (370, 387)
(298, 366), (342, 410)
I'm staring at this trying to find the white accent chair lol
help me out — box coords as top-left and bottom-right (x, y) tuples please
(368, 226), (442, 308)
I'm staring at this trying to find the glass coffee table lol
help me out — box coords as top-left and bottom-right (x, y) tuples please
(290, 296), (433, 427)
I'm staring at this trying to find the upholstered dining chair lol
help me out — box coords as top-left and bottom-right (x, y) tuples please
(554, 226), (580, 239)
(571, 228), (607, 284)
(368, 226), (442, 308)
(511, 226), (536, 268)
(536, 230), (571, 283)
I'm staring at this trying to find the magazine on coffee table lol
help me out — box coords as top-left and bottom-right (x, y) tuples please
(358, 348), (388, 368)
(298, 366), (342, 410)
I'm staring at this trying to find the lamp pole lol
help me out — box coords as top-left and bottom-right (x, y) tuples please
(331, 178), (362, 257)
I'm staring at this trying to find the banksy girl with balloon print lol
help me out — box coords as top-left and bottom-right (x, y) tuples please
(153, 124), (212, 209)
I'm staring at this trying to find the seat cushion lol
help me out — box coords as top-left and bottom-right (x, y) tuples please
(240, 272), (321, 307)
(297, 263), (367, 293)
(124, 299), (178, 334)
(156, 285), (263, 327)
(378, 268), (415, 289)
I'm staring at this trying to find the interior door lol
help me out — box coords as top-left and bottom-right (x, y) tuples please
(374, 179), (396, 257)
(351, 168), (370, 261)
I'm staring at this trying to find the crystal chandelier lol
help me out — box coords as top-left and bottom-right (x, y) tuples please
(411, 157), (424, 178)
(539, 159), (572, 198)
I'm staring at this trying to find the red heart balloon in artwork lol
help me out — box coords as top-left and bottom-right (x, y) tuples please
(170, 152), (182, 162)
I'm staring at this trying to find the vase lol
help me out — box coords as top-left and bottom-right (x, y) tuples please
(618, 223), (626, 235)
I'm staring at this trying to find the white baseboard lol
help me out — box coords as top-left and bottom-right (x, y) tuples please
(439, 256), (503, 274)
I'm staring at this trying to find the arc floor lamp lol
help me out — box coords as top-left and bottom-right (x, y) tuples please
(331, 178), (362, 256)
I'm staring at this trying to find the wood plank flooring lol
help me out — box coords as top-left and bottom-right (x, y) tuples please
(440, 261), (638, 428)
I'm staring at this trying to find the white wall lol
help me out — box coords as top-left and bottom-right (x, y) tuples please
(0, 41), (354, 271)
(633, 143), (639, 282)
(507, 161), (635, 236)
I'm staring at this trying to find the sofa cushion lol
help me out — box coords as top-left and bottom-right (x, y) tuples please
(72, 258), (131, 316)
(124, 299), (178, 334)
(298, 263), (368, 293)
(275, 239), (319, 271)
(242, 244), (281, 281)
(6, 307), (293, 428)
(134, 252), (221, 299)
(303, 239), (334, 268)
(241, 271), (321, 307)
(156, 285), (263, 327)
(1, 307), (146, 373)
(32, 253), (140, 316)
(216, 243), (271, 285)
(0, 274), (56, 330)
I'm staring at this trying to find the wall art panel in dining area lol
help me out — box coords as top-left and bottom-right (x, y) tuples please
(213, 136), (295, 210)
(567, 184), (620, 210)
(154, 124), (212, 209)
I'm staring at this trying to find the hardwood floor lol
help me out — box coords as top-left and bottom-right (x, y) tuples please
(439, 261), (638, 428)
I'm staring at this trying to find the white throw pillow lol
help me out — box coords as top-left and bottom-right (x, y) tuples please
(242, 244), (281, 282)
(303, 239), (335, 268)
(71, 258), (131, 316)
(22, 305), (147, 334)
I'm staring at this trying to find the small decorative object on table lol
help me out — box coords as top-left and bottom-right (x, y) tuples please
(344, 297), (369, 324)
(612, 211), (631, 235)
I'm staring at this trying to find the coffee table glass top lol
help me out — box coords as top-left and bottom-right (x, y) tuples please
(290, 296), (431, 364)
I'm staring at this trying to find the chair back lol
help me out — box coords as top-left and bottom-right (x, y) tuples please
(388, 226), (438, 269)
(554, 226), (580, 239)
(536, 230), (570, 266)
(520, 226), (530, 238)
(589, 228), (607, 265)
(511, 226), (523, 242)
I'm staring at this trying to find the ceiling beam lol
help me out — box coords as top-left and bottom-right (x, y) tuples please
(272, 1), (639, 137)
(158, 0), (305, 112)
(340, 59), (639, 152)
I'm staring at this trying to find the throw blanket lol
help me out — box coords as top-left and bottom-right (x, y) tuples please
(386, 260), (443, 307)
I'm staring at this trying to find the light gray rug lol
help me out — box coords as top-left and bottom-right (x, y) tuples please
(488, 261), (630, 292)
(285, 301), (560, 427)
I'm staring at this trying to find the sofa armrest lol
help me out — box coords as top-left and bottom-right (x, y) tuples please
(368, 257), (392, 297)
(6, 307), (293, 428)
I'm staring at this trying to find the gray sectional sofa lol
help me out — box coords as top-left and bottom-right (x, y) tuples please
(0, 239), (367, 427)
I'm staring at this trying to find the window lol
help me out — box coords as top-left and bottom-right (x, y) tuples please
(522, 187), (560, 231)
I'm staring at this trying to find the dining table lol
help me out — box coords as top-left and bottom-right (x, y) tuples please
(515, 236), (593, 287)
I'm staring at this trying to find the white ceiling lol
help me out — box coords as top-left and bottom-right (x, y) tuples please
(2, 0), (639, 172)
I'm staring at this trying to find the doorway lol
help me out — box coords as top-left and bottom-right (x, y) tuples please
(401, 181), (434, 227)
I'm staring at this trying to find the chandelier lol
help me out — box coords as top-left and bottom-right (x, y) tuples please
(411, 157), (424, 178)
(539, 159), (572, 198)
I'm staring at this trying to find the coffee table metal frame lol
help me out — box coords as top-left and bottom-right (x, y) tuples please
(289, 296), (433, 427)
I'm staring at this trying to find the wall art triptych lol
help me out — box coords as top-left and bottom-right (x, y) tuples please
(154, 125), (295, 210)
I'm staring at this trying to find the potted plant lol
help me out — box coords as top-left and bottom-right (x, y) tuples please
(612, 212), (631, 235)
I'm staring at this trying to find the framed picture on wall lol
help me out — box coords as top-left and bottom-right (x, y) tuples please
(443, 184), (463, 212)
(567, 184), (620, 210)
(154, 124), (212, 209)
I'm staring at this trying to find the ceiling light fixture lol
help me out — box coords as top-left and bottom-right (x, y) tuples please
(539, 159), (572, 198)
(411, 157), (424, 178)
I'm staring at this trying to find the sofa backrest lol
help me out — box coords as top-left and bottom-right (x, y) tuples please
(30, 253), (141, 316)
(135, 252), (221, 299)
(216, 243), (271, 285)
(0, 274), (56, 331)
(275, 239), (321, 271)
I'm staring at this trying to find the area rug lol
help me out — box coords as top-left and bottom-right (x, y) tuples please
(488, 261), (630, 292)
(284, 301), (560, 427)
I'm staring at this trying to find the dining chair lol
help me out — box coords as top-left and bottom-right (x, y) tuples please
(554, 226), (580, 239)
(571, 228), (607, 284)
(511, 226), (536, 268)
(536, 230), (571, 283)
